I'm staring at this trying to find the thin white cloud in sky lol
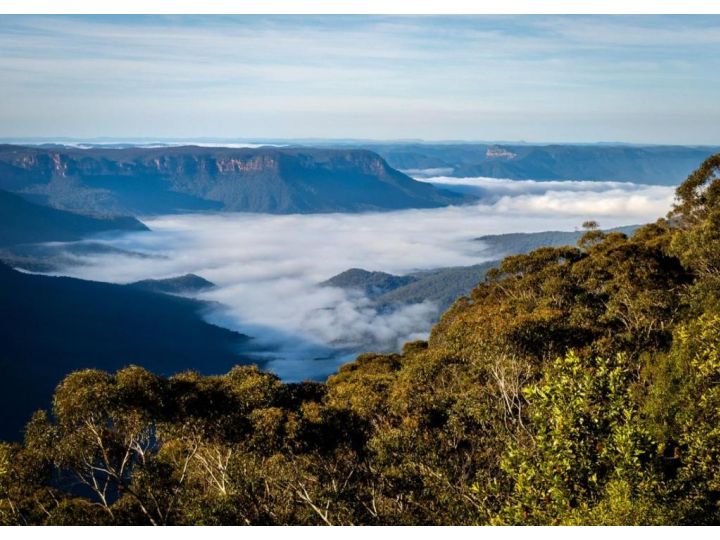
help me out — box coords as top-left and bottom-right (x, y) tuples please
(49, 177), (676, 380)
(0, 15), (719, 143)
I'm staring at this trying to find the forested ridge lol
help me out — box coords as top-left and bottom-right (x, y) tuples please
(3, 155), (720, 525)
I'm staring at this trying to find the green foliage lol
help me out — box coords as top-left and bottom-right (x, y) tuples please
(670, 313), (720, 522)
(3, 153), (720, 525)
(492, 352), (671, 525)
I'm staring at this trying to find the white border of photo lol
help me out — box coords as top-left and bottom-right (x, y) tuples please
(1, 0), (720, 15)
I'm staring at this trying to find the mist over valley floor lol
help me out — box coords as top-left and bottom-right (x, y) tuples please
(39, 176), (674, 381)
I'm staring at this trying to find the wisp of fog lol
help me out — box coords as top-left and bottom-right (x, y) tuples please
(52, 177), (675, 381)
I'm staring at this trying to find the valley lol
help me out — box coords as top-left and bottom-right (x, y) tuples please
(0, 143), (684, 441)
(2, 11), (718, 526)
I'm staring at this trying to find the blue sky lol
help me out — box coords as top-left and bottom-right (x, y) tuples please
(0, 15), (719, 144)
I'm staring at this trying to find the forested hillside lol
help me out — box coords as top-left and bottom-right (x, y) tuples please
(3, 155), (720, 525)
(321, 262), (497, 314)
(0, 264), (253, 441)
(474, 225), (639, 258)
(0, 189), (147, 247)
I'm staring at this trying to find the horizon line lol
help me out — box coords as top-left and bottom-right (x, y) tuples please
(1, 137), (719, 148)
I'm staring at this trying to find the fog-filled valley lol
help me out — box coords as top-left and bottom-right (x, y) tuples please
(0, 142), (689, 443)
(31, 175), (674, 381)
(5, 11), (720, 526)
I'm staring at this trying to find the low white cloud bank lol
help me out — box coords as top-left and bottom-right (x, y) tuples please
(24, 141), (287, 149)
(52, 177), (676, 381)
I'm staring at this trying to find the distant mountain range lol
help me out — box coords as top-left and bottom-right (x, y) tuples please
(0, 263), (255, 440)
(0, 145), (471, 215)
(360, 143), (720, 185)
(10, 141), (718, 186)
(2, 143), (711, 223)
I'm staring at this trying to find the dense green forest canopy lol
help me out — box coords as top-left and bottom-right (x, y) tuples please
(3, 154), (720, 525)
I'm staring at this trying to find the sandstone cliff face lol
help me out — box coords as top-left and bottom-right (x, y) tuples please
(0, 145), (472, 215)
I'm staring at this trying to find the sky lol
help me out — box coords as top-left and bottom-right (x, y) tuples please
(0, 15), (719, 144)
